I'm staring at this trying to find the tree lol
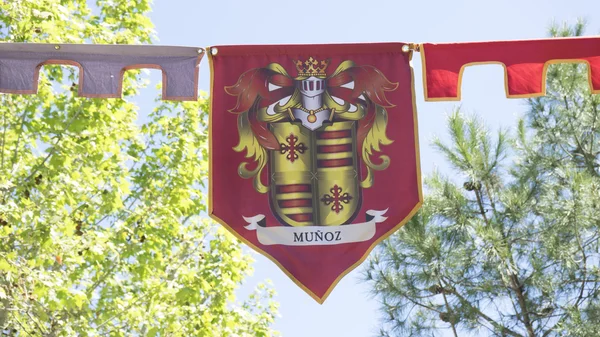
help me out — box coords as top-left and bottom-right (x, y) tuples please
(0, 1), (278, 336)
(365, 20), (600, 337)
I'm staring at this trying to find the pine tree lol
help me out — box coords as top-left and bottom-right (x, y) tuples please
(365, 20), (600, 337)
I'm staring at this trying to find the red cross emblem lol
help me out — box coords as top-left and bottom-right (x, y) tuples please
(279, 133), (307, 163)
(321, 185), (353, 214)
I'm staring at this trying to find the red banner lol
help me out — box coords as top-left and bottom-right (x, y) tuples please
(421, 37), (600, 101)
(208, 43), (422, 303)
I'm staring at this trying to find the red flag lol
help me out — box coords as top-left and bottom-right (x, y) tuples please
(421, 37), (600, 101)
(208, 43), (422, 303)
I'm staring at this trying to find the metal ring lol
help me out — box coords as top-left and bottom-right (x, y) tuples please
(211, 47), (218, 56)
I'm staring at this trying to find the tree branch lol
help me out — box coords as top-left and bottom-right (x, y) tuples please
(378, 271), (442, 314)
(449, 286), (524, 337)
(10, 109), (28, 168)
(11, 314), (34, 337)
(1, 106), (7, 171)
(473, 187), (535, 337)
(2, 109), (82, 198)
(95, 239), (204, 330)
(574, 235), (588, 309)
(508, 273), (535, 337)
(439, 280), (459, 337)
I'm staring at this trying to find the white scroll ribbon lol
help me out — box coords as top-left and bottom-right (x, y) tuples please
(243, 209), (388, 246)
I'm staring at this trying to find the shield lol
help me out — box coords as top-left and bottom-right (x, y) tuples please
(269, 120), (361, 227)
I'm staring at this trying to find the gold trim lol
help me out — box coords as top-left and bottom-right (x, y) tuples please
(208, 49), (423, 304)
(421, 43), (600, 101)
(208, 49), (216, 221)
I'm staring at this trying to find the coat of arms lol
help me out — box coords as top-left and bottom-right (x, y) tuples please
(225, 57), (397, 243)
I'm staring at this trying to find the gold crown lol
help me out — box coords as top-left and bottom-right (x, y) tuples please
(294, 57), (329, 78)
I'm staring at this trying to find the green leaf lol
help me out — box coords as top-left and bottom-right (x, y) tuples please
(147, 327), (159, 337)
(0, 259), (10, 272)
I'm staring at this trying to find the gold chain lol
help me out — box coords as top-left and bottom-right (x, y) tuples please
(297, 106), (327, 115)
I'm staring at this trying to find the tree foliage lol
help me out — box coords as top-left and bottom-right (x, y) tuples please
(0, 1), (277, 336)
(365, 20), (600, 337)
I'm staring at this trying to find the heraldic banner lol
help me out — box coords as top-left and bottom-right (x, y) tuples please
(208, 43), (422, 303)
